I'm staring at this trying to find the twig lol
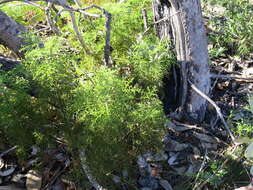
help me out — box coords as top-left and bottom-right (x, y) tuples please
(196, 145), (238, 189)
(45, 2), (60, 34)
(143, 10), (181, 36)
(77, 4), (112, 66)
(211, 74), (253, 82)
(0, 0), (111, 60)
(193, 149), (208, 190)
(103, 11), (112, 67)
(73, 0), (82, 7)
(14, 1), (43, 8)
(154, 11), (181, 24)
(188, 80), (236, 143)
(42, 166), (65, 190)
(79, 150), (107, 190)
(69, 11), (92, 55)
(142, 8), (148, 31)
(210, 70), (223, 92)
(0, 146), (17, 157)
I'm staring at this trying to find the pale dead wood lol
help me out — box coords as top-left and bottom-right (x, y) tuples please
(189, 80), (236, 143)
(0, 145), (17, 157)
(211, 73), (253, 82)
(192, 149), (208, 190)
(69, 11), (93, 55)
(153, 0), (211, 122)
(79, 150), (107, 190)
(142, 8), (148, 31)
(45, 2), (61, 34)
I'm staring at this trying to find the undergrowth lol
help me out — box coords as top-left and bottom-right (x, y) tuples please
(204, 0), (253, 58)
(0, 0), (174, 188)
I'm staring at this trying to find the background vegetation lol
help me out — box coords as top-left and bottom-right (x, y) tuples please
(0, 0), (253, 189)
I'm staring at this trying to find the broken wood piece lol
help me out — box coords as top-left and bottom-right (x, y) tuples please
(166, 120), (197, 132)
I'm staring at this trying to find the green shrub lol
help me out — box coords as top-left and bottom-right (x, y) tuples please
(0, 33), (167, 187)
(0, 3), (44, 25)
(0, 0), (173, 187)
(205, 0), (253, 57)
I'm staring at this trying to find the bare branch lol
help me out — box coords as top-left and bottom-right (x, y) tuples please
(103, 11), (112, 67)
(211, 73), (253, 82)
(69, 11), (93, 55)
(45, 2), (60, 34)
(0, 145), (17, 157)
(188, 80), (236, 143)
(0, 0), (112, 65)
(142, 8), (148, 31)
(79, 150), (107, 190)
(73, 0), (81, 7)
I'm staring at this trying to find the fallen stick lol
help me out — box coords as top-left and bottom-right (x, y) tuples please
(0, 145), (17, 157)
(211, 74), (253, 82)
(188, 80), (236, 143)
(79, 150), (107, 190)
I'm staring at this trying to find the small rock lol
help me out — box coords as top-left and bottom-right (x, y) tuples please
(164, 138), (188, 152)
(11, 174), (26, 186)
(137, 156), (148, 168)
(26, 170), (42, 190)
(112, 175), (121, 184)
(0, 184), (25, 190)
(51, 179), (65, 190)
(0, 166), (15, 176)
(192, 146), (201, 156)
(148, 152), (168, 162)
(185, 164), (201, 176)
(192, 132), (219, 144)
(201, 142), (217, 150)
(171, 166), (187, 175)
(122, 170), (128, 178)
(31, 146), (39, 156)
(168, 153), (179, 166)
(0, 158), (4, 169)
(159, 179), (173, 190)
(138, 177), (159, 190)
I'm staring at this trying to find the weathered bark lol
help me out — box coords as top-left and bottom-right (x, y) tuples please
(153, 0), (210, 123)
(0, 10), (28, 57)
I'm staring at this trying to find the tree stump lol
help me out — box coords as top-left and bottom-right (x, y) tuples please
(153, 0), (210, 123)
(0, 10), (27, 57)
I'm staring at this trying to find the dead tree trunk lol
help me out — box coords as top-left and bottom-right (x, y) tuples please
(0, 10), (27, 57)
(153, 0), (210, 123)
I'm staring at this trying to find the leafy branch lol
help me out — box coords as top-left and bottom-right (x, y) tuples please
(0, 0), (112, 66)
